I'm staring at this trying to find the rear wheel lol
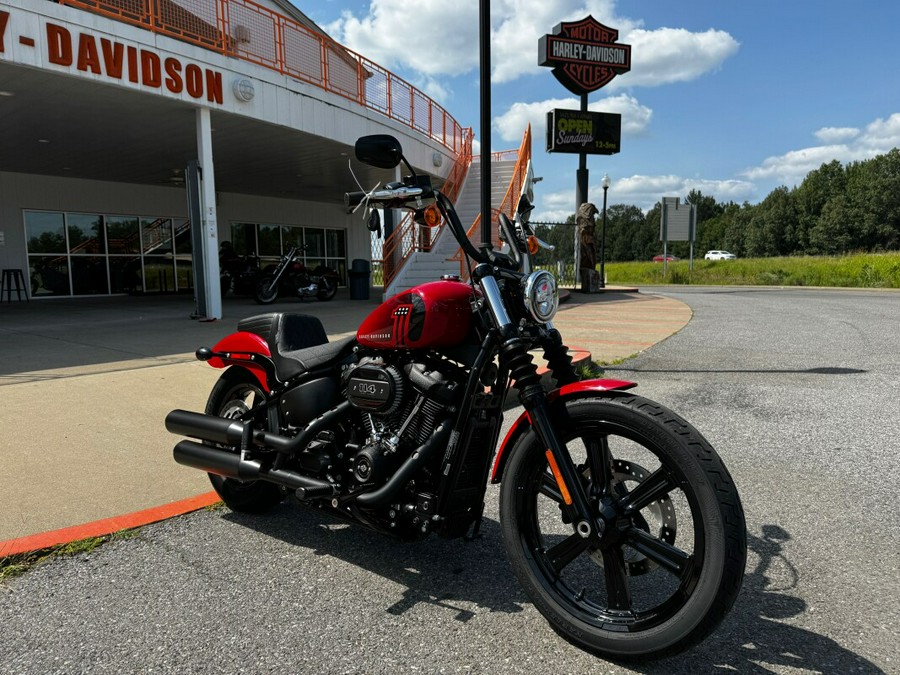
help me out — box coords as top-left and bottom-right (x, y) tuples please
(499, 395), (746, 660)
(254, 276), (279, 304)
(205, 367), (284, 513)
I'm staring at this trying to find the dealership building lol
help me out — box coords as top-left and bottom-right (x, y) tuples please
(0, 0), (528, 315)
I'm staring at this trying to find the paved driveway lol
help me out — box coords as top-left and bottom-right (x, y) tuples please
(1, 287), (897, 674)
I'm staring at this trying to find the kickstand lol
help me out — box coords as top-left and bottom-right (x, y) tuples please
(464, 504), (485, 541)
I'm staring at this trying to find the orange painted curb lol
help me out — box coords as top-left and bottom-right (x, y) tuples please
(0, 491), (221, 557)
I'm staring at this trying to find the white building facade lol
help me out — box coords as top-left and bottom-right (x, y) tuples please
(0, 0), (466, 314)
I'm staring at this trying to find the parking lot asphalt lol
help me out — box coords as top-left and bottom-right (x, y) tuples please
(0, 286), (691, 554)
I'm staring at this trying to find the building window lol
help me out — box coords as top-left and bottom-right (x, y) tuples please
(24, 211), (188, 296)
(230, 222), (347, 284)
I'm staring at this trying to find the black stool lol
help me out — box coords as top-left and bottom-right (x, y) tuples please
(1, 269), (29, 302)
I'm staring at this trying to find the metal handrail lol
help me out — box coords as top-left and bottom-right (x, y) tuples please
(379, 127), (474, 289)
(58, 0), (467, 153)
(452, 125), (532, 278)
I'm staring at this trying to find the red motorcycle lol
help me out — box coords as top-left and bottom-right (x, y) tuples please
(166, 135), (746, 660)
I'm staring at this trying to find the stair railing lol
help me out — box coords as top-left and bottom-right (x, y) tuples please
(379, 127), (473, 289)
(451, 124), (532, 279)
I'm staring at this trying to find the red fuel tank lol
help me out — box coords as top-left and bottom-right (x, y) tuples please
(357, 280), (475, 350)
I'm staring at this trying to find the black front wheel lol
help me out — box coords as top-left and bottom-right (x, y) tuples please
(254, 275), (279, 304)
(499, 395), (746, 660)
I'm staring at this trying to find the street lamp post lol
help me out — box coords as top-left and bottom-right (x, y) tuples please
(599, 173), (610, 288)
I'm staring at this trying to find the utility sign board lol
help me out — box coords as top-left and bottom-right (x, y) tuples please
(660, 197), (696, 242)
(547, 109), (621, 155)
(538, 16), (631, 95)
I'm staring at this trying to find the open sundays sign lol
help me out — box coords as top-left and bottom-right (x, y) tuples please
(547, 109), (621, 155)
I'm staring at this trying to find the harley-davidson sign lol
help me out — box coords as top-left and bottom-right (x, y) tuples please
(538, 16), (631, 94)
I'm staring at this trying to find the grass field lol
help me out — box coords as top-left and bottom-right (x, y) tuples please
(604, 252), (900, 289)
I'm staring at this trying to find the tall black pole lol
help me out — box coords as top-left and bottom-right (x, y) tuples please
(600, 182), (608, 288)
(480, 0), (491, 248)
(574, 93), (588, 289)
(575, 93), (589, 208)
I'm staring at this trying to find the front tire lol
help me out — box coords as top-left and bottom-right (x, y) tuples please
(205, 367), (284, 513)
(254, 276), (279, 304)
(499, 395), (746, 660)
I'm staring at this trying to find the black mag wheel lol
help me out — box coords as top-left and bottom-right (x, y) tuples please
(204, 367), (284, 513)
(499, 395), (746, 661)
(254, 275), (279, 304)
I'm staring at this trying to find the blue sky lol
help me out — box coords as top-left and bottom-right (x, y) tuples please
(301, 1), (900, 220)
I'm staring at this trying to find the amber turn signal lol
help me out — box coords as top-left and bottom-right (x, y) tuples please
(423, 204), (441, 227)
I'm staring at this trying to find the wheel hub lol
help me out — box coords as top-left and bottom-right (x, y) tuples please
(590, 459), (677, 576)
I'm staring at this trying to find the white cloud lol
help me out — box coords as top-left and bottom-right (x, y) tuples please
(743, 112), (900, 186)
(326, 3), (478, 77)
(858, 113), (900, 151)
(327, 1), (738, 89)
(814, 127), (859, 143)
(535, 173), (755, 218)
(611, 28), (739, 89)
(494, 94), (652, 144)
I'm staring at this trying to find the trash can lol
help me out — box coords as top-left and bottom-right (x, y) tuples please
(349, 259), (371, 300)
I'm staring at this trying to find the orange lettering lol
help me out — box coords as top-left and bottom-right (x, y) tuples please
(0, 11), (10, 53)
(185, 64), (202, 98)
(205, 69), (222, 104)
(47, 23), (73, 66)
(140, 50), (161, 87)
(126, 46), (139, 83)
(100, 38), (123, 79)
(76, 34), (101, 74)
(164, 57), (182, 93)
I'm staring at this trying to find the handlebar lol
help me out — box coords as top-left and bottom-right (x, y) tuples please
(344, 185), (429, 211)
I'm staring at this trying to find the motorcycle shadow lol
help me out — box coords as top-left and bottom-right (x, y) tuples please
(643, 524), (885, 674)
(221, 502), (527, 621)
(222, 507), (885, 672)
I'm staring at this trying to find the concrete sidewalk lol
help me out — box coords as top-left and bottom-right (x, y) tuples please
(0, 287), (690, 550)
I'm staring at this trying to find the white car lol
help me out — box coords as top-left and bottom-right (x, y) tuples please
(704, 250), (737, 260)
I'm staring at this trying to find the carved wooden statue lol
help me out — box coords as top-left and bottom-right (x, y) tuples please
(576, 202), (599, 270)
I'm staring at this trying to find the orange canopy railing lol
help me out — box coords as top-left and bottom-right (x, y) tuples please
(59, 0), (467, 154)
(452, 125), (532, 279)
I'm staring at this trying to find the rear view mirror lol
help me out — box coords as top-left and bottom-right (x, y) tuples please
(355, 135), (403, 169)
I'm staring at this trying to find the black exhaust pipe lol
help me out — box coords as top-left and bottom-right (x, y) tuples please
(173, 440), (335, 498)
(355, 421), (451, 508)
(166, 410), (246, 445)
(166, 406), (351, 454)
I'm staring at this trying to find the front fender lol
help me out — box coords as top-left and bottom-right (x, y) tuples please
(490, 379), (637, 484)
(206, 331), (272, 391)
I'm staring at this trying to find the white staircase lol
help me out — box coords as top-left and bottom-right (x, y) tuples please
(384, 159), (517, 297)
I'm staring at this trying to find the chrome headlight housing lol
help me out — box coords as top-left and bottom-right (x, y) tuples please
(523, 270), (559, 323)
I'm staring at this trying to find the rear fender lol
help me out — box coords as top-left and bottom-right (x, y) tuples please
(205, 332), (272, 391)
(490, 379), (637, 484)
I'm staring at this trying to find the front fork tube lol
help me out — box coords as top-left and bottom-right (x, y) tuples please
(477, 266), (598, 538)
(523, 394), (598, 539)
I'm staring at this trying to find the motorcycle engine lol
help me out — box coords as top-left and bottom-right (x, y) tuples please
(342, 355), (463, 485)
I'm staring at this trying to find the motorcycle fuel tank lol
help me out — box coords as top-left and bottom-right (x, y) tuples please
(357, 280), (475, 349)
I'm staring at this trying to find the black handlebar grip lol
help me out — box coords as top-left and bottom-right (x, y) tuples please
(344, 191), (366, 210)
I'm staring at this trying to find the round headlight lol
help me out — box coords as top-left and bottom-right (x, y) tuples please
(523, 270), (559, 323)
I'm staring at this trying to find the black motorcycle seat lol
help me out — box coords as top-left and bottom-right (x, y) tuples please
(237, 313), (356, 381)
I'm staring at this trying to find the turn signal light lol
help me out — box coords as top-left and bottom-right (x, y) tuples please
(527, 236), (540, 255)
(423, 205), (441, 227)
